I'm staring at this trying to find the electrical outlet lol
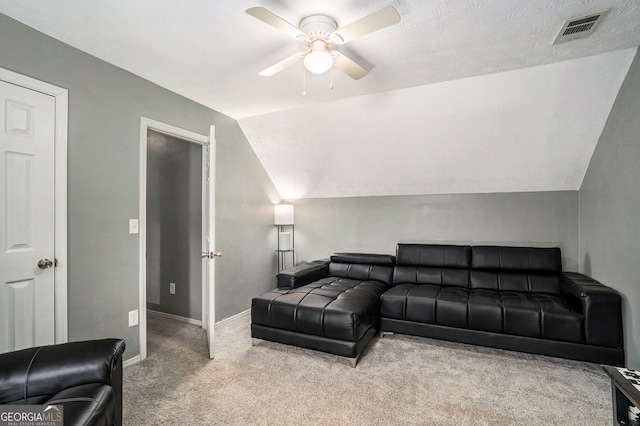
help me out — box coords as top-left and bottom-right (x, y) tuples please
(170, 282), (176, 294)
(128, 310), (139, 327)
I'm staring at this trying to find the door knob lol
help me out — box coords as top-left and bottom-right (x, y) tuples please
(37, 258), (54, 269)
(201, 251), (222, 259)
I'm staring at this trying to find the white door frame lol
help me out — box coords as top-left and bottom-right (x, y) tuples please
(138, 117), (212, 361)
(205, 126), (216, 359)
(0, 67), (68, 344)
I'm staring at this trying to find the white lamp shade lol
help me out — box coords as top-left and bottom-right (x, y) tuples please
(274, 204), (294, 225)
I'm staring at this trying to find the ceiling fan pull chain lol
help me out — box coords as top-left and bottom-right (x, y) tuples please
(329, 67), (334, 90)
(302, 66), (307, 97)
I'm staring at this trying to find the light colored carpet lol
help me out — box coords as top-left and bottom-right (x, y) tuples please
(123, 311), (612, 425)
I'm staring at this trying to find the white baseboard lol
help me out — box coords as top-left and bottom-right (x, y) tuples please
(216, 309), (250, 326)
(147, 309), (203, 326)
(125, 309), (249, 368)
(123, 355), (141, 368)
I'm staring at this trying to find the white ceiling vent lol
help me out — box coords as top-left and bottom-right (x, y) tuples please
(553, 9), (609, 44)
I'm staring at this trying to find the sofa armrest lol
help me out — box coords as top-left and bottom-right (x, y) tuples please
(277, 259), (329, 289)
(561, 272), (623, 348)
(0, 338), (125, 404)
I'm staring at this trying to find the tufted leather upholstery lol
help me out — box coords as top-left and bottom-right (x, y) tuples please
(253, 277), (388, 342)
(0, 339), (125, 426)
(380, 244), (624, 365)
(393, 244), (471, 287)
(252, 253), (394, 361)
(276, 259), (329, 289)
(253, 244), (624, 366)
(329, 253), (395, 285)
(470, 246), (562, 293)
(384, 245), (581, 340)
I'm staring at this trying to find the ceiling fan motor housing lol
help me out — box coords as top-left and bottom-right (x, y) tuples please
(299, 15), (339, 74)
(300, 15), (339, 43)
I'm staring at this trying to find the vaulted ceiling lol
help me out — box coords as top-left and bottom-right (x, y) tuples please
(2, 1), (639, 199)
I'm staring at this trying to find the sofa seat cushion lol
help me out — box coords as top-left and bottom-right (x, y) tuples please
(380, 284), (583, 343)
(252, 277), (388, 342)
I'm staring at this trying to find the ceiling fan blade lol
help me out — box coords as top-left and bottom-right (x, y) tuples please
(332, 6), (400, 43)
(246, 7), (306, 39)
(333, 53), (368, 80)
(259, 53), (301, 76)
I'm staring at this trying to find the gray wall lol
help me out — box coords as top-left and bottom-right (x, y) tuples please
(0, 14), (279, 360)
(4, 10), (634, 367)
(295, 191), (580, 271)
(146, 130), (202, 320)
(580, 48), (640, 369)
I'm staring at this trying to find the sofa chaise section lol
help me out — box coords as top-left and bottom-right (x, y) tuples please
(251, 253), (395, 365)
(379, 244), (624, 365)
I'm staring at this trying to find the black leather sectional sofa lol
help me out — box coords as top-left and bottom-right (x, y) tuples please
(0, 339), (126, 425)
(251, 244), (624, 367)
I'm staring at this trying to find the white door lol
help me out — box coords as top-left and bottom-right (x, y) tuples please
(0, 80), (56, 354)
(204, 125), (217, 359)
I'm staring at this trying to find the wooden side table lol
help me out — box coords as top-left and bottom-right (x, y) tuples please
(602, 365), (640, 425)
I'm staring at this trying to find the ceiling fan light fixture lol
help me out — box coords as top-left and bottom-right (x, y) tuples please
(304, 39), (333, 74)
(304, 50), (333, 74)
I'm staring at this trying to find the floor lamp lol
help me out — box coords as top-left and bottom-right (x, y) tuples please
(274, 204), (295, 273)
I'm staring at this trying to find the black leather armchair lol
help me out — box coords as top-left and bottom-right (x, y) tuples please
(0, 339), (126, 426)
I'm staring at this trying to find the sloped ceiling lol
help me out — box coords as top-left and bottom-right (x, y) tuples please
(1, 1), (639, 199)
(240, 50), (635, 198)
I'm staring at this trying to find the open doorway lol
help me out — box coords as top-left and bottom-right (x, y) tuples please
(138, 118), (216, 362)
(146, 129), (203, 327)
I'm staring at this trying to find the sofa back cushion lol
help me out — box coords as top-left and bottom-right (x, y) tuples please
(328, 253), (395, 286)
(470, 246), (562, 294)
(393, 244), (471, 287)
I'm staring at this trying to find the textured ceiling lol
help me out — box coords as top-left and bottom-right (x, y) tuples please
(240, 49), (635, 198)
(1, 1), (639, 198)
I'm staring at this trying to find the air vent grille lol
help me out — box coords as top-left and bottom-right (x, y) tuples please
(553, 9), (609, 44)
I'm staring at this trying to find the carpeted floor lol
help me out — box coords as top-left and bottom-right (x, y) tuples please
(123, 311), (612, 425)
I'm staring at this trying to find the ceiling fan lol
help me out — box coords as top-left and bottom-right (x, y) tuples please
(246, 5), (401, 80)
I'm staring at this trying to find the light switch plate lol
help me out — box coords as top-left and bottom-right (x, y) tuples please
(129, 219), (139, 234)
(128, 310), (139, 327)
